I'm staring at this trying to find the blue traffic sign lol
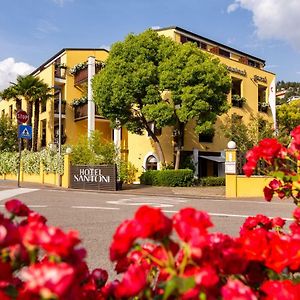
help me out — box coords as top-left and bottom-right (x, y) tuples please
(18, 125), (32, 139)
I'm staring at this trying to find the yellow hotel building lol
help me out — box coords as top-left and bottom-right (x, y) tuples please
(0, 27), (275, 179)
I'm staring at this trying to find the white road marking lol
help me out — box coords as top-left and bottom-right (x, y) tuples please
(72, 206), (120, 210)
(162, 210), (294, 221)
(0, 204), (47, 208)
(0, 188), (39, 201)
(107, 197), (187, 208)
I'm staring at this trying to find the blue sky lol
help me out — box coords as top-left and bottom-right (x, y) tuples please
(1, 0), (300, 90)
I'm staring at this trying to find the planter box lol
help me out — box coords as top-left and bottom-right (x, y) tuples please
(74, 66), (102, 85)
(232, 99), (244, 108)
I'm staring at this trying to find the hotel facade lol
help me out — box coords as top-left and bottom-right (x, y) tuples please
(0, 27), (276, 179)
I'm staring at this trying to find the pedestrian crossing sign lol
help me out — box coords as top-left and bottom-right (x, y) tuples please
(18, 125), (32, 139)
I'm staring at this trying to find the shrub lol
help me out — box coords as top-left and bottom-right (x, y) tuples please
(118, 160), (138, 183)
(0, 152), (18, 174)
(140, 169), (194, 186)
(70, 131), (117, 165)
(198, 176), (225, 186)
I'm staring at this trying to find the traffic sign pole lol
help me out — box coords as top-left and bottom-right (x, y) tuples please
(17, 137), (22, 188)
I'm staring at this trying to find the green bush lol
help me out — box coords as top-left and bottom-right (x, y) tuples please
(198, 176), (225, 186)
(0, 152), (19, 175)
(118, 160), (138, 184)
(140, 169), (194, 187)
(70, 132), (117, 165)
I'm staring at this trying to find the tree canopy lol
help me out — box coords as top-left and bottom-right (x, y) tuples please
(93, 29), (231, 168)
(276, 99), (300, 144)
(0, 115), (18, 152)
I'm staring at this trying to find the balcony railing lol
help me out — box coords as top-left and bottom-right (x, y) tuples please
(54, 66), (67, 79)
(73, 65), (102, 85)
(54, 100), (66, 115)
(74, 103), (102, 121)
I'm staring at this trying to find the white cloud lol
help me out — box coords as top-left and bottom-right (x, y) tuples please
(0, 58), (35, 91)
(228, 0), (300, 50)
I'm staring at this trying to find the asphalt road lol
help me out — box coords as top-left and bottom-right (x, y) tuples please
(0, 186), (296, 280)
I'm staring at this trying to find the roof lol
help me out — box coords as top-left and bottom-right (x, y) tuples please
(156, 26), (265, 65)
(31, 48), (109, 76)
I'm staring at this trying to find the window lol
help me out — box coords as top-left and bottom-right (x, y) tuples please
(199, 133), (214, 143)
(231, 78), (242, 97)
(219, 48), (230, 58)
(258, 85), (267, 103)
(248, 59), (260, 68)
(146, 155), (158, 170)
(41, 119), (47, 147)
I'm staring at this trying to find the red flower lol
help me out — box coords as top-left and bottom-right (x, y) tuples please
(40, 226), (80, 257)
(109, 219), (139, 261)
(221, 279), (257, 300)
(21, 261), (75, 298)
(91, 268), (108, 288)
(258, 138), (284, 161)
(272, 217), (285, 229)
(293, 207), (300, 221)
(263, 186), (274, 201)
(261, 280), (300, 300)
(5, 199), (31, 217)
(173, 208), (212, 242)
(114, 263), (148, 298)
(134, 206), (172, 239)
(269, 179), (282, 190)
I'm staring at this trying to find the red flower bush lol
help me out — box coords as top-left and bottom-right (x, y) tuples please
(0, 126), (300, 299)
(244, 125), (300, 205)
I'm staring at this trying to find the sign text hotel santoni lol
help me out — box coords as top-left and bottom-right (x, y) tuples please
(74, 168), (110, 183)
(70, 165), (117, 191)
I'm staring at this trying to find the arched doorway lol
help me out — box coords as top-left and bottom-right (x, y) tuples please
(145, 155), (158, 170)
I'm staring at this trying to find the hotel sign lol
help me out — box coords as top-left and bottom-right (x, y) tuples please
(226, 66), (247, 77)
(254, 75), (267, 83)
(70, 165), (117, 191)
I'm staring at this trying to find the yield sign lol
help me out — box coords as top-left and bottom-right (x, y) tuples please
(18, 125), (32, 139)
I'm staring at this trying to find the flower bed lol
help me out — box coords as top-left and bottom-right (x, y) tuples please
(0, 126), (300, 299)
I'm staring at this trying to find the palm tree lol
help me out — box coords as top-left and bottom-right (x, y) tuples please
(32, 83), (52, 151)
(1, 75), (52, 151)
(0, 85), (22, 111)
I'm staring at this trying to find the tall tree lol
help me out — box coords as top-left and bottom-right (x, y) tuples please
(276, 99), (300, 145)
(93, 30), (177, 166)
(32, 83), (52, 151)
(158, 42), (231, 169)
(93, 30), (231, 169)
(1, 75), (52, 151)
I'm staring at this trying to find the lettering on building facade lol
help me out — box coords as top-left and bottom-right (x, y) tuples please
(70, 165), (117, 191)
(254, 75), (267, 83)
(226, 66), (247, 77)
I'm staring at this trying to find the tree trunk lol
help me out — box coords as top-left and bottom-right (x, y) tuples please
(32, 100), (40, 151)
(26, 100), (33, 151)
(174, 122), (184, 170)
(16, 99), (22, 111)
(147, 128), (166, 168)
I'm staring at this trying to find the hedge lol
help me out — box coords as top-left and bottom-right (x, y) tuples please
(198, 176), (225, 186)
(140, 169), (194, 187)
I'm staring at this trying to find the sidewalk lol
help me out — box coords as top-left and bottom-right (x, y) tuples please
(0, 179), (225, 199)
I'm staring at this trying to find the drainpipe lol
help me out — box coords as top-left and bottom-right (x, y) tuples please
(87, 56), (95, 138)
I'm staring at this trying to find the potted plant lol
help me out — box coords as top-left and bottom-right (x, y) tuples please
(231, 94), (246, 108)
(258, 102), (269, 112)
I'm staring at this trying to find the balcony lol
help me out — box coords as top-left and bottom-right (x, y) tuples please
(54, 100), (66, 115)
(70, 61), (105, 85)
(54, 64), (67, 79)
(74, 103), (102, 121)
(258, 102), (269, 113)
